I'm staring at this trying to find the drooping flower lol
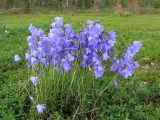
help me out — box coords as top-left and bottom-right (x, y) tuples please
(94, 64), (104, 78)
(113, 80), (118, 88)
(67, 54), (75, 62)
(61, 58), (71, 72)
(40, 68), (44, 75)
(31, 57), (39, 66)
(55, 17), (63, 26)
(108, 30), (116, 40)
(14, 54), (21, 62)
(102, 53), (110, 61)
(30, 76), (39, 86)
(36, 104), (46, 114)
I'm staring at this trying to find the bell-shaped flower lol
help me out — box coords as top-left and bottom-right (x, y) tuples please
(113, 80), (118, 88)
(36, 104), (46, 115)
(14, 54), (21, 62)
(61, 58), (71, 72)
(30, 76), (39, 86)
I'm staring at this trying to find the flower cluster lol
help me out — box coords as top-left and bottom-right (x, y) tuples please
(25, 24), (46, 67)
(110, 41), (142, 78)
(25, 17), (117, 78)
(21, 17), (142, 115)
(48, 17), (78, 72)
(25, 17), (142, 78)
(78, 20), (116, 78)
(25, 17), (78, 72)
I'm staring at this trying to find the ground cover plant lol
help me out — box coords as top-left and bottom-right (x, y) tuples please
(0, 13), (160, 119)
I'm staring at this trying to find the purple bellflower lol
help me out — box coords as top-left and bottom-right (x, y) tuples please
(14, 54), (21, 62)
(78, 20), (116, 78)
(110, 41), (142, 78)
(30, 76), (39, 86)
(25, 17), (141, 79)
(36, 104), (46, 114)
(113, 80), (118, 88)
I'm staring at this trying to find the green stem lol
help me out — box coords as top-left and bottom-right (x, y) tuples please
(94, 75), (117, 107)
(35, 85), (39, 103)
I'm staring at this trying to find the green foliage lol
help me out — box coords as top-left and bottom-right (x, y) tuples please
(0, 13), (160, 119)
(0, 25), (29, 119)
(0, 0), (160, 11)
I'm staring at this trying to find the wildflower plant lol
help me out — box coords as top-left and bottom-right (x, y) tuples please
(19, 17), (142, 119)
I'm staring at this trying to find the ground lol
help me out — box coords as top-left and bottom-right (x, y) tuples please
(0, 13), (160, 119)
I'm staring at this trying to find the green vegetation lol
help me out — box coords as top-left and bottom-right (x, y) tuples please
(0, 13), (160, 119)
(0, 0), (160, 15)
(0, 0), (160, 9)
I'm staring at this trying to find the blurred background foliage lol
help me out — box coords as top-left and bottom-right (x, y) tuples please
(0, 0), (160, 14)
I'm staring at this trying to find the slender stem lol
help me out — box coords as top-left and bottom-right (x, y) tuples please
(72, 69), (85, 119)
(69, 61), (78, 90)
(20, 81), (36, 104)
(35, 85), (39, 103)
(61, 70), (64, 112)
(99, 75), (117, 96)
(94, 75), (117, 107)
(45, 70), (47, 104)
(73, 106), (80, 120)
(53, 67), (55, 96)
(92, 75), (95, 99)
(76, 108), (99, 115)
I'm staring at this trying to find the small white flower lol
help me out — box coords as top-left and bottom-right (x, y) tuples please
(151, 62), (154, 66)
(29, 96), (34, 101)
